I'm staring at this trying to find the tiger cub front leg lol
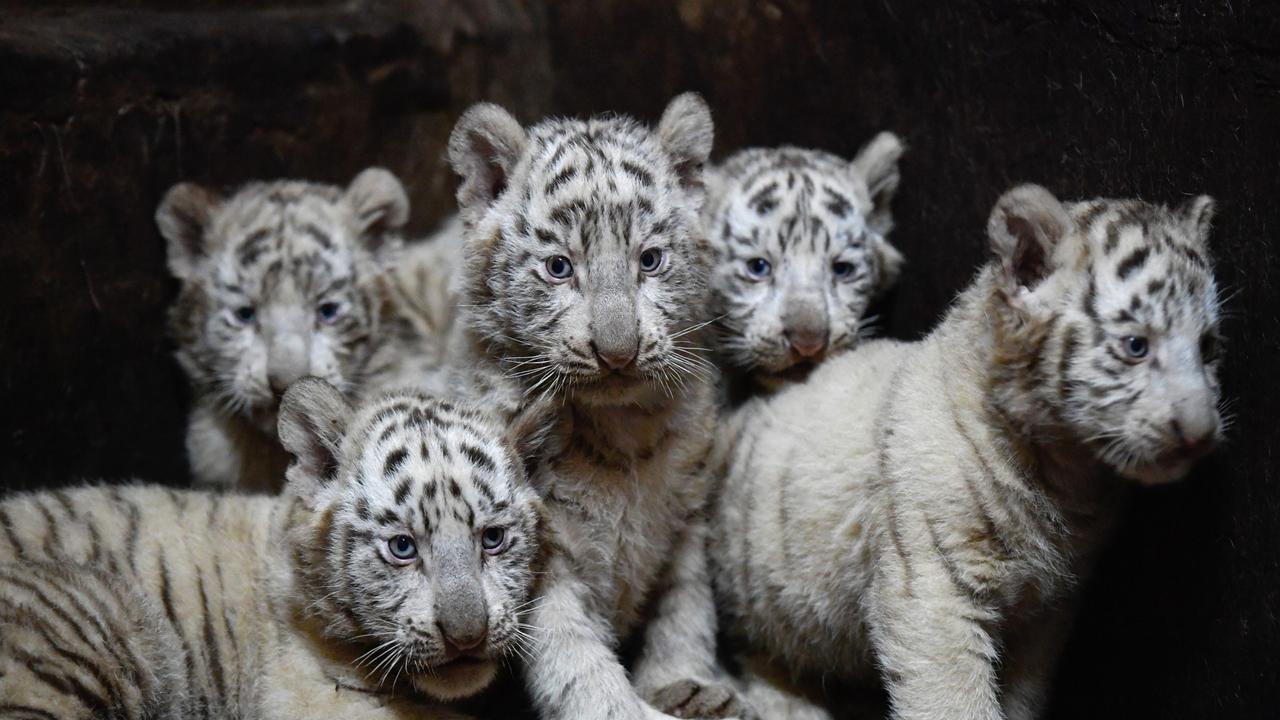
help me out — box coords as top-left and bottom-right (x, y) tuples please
(871, 564), (1003, 720)
(526, 550), (685, 720)
(633, 520), (754, 719)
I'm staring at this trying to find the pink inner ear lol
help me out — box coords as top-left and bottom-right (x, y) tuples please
(1007, 215), (1048, 287)
(466, 129), (509, 202)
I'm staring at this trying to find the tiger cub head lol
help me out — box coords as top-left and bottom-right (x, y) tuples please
(985, 184), (1225, 485)
(447, 93), (716, 407)
(278, 379), (549, 700)
(704, 136), (905, 382)
(158, 169), (408, 431)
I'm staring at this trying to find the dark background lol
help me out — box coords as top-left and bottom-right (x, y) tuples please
(1, 1), (1276, 717)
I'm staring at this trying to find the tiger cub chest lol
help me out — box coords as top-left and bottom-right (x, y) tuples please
(545, 424), (709, 636)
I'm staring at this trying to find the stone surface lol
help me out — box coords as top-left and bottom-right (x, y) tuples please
(1, 1), (1277, 717)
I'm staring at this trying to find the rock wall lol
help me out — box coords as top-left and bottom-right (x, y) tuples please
(1, 1), (1276, 716)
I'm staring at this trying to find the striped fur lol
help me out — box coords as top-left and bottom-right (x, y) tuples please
(710, 185), (1225, 720)
(0, 383), (545, 719)
(159, 169), (451, 492)
(439, 95), (749, 720)
(704, 135), (906, 398)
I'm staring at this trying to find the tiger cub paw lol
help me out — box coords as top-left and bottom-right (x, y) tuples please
(647, 678), (756, 720)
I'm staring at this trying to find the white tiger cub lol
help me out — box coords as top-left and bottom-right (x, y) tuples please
(704, 135), (905, 398)
(440, 94), (749, 719)
(0, 380), (548, 719)
(710, 185), (1226, 720)
(159, 169), (452, 492)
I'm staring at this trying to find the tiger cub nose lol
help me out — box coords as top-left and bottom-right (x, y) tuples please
(438, 620), (488, 652)
(1170, 418), (1215, 453)
(592, 342), (637, 370)
(786, 328), (829, 358)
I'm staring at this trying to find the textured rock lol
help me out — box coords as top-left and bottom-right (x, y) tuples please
(1, 1), (1277, 717)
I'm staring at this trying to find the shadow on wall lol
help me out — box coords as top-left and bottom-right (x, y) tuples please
(0, 1), (1277, 718)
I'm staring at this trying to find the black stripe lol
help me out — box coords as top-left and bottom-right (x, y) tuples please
(302, 223), (334, 249)
(15, 646), (110, 717)
(1075, 201), (1108, 235)
(0, 571), (103, 657)
(392, 477), (413, 506)
(1179, 243), (1208, 268)
(1116, 246), (1150, 280)
(86, 516), (102, 564)
(24, 611), (128, 717)
(236, 228), (272, 266)
(36, 499), (61, 559)
(1103, 218), (1123, 254)
(1082, 273), (1098, 320)
(110, 489), (141, 574)
(471, 477), (496, 504)
(924, 516), (988, 603)
(460, 444), (497, 473)
(544, 165), (579, 196)
(383, 447), (408, 477)
(0, 704), (60, 720)
(1058, 324), (1079, 401)
(877, 425), (914, 590)
(214, 561), (240, 710)
(620, 160), (654, 187)
(198, 572), (227, 705)
(0, 506), (25, 557)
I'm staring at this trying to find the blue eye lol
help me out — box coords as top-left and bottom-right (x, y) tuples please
(233, 306), (256, 324)
(545, 255), (573, 280)
(640, 248), (665, 274)
(481, 527), (507, 555)
(832, 261), (855, 279)
(388, 535), (417, 561)
(745, 258), (772, 279)
(317, 301), (341, 323)
(1123, 335), (1149, 360)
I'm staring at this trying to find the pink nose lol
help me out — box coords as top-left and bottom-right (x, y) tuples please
(1170, 419), (1212, 452)
(594, 345), (636, 370)
(786, 329), (828, 359)
(438, 621), (487, 652)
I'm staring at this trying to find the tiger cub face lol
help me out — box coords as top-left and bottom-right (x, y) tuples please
(158, 169), (408, 431)
(986, 185), (1225, 485)
(705, 136), (905, 380)
(279, 380), (547, 700)
(446, 93), (716, 406)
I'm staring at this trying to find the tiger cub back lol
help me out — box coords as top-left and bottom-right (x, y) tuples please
(0, 561), (190, 719)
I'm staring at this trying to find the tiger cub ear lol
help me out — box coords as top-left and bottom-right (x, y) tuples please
(1178, 194), (1216, 248)
(278, 377), (353, 505)
(448, 102), (528, 221)
(872, 237), (906, 296)
(345, 168), (409, 256)
(987, 184), (1074, 297)
(657, 92), (714, 191)
(850, 131), (905, 237)
(156, 182), (224, 281)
